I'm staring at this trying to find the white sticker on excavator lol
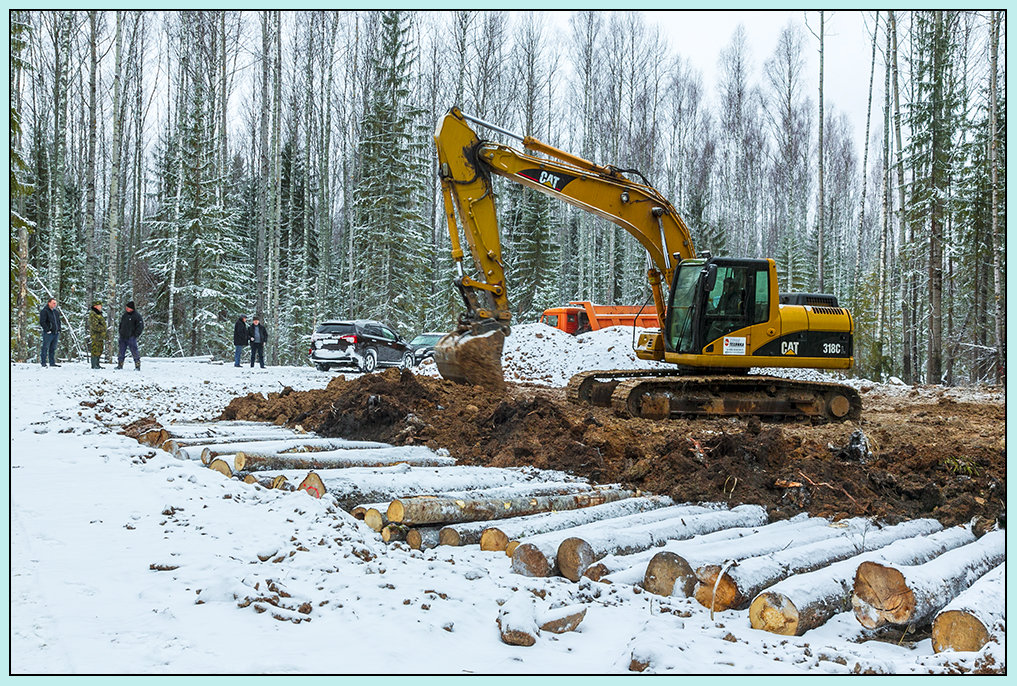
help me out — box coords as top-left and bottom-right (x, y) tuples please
(723, 336), (746, 355)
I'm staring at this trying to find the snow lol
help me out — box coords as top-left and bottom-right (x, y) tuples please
(9, 355), (1005, 675)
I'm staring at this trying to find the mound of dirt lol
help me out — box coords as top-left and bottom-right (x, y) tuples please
(220, 369), (1005, 527)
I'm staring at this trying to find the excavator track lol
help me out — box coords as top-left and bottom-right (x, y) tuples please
(567, 370), (862, 422)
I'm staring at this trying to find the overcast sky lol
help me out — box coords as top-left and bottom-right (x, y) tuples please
(541, 9), (877, 155)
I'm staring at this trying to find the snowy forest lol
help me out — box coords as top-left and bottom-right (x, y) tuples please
(8, 10), (1006, 384)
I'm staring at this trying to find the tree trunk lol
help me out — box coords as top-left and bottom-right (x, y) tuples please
(387, 488), (636, 527)
(695, 518), (941, 612)
(85, 12), (99, 305)
(816, 10), (825, 291)
(107, 12), (124, 321)
(557, 506), (768, 582)
(853, 12), (879, 309)
(256, 12), (270, 315)
(852, 530), (1004, 629)
(932, 563), (1004, 653)
(988, 11), (1003, 384)
(479, 495), (674, 552)
(750, 524), (971, 636)
(926, 11), (945, 384)
(890, 11), (912, 383)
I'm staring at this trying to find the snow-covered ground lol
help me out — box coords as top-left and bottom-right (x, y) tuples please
(9, 338), (1004, 675)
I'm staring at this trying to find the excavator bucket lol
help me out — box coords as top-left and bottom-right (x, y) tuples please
(434, 324), (507, 390)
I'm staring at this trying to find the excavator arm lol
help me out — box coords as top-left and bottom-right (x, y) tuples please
(434, 107), (696, 387)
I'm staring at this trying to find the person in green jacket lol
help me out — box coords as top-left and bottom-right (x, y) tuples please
(88, 300), (107, 369)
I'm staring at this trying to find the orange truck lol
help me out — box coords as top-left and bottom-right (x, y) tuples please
(538, 301), (659, 336)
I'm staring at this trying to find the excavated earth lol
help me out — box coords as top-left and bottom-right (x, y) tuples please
(220, 368), (1005, 528)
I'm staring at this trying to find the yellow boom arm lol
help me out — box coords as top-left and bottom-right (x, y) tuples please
(435, 107), (696, 332)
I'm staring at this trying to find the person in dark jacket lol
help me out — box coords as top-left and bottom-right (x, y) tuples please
(233, 315), (249, 367)
(248, 316), (268, 368)
(39, 297), (62, 367)
(117, 301), (145, 370)
(88, 301), (107, 369)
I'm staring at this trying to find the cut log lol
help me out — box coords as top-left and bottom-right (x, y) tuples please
(587, 517), (816, 586)
(932, 562), (1005, 653)
(297, 472), (326, 499)
(141, 428), (171, 447)
(207, 458), (232, 477)
(497, 594), (538, 647)
(510, 504), (716, 578)
(852, 529), (1005, 629)
(321, 465), (581, 510)
(163, 431), (304, 453)
(191, 437), (388, 465)
(538, 605), (587, 634)
(352, 502), (388, 521)
(235, 445), (455, 472)
(694, 518), (942, 612)
(364, 508), (388, 532)
(749, 525), (975, 636)
(557, 505), (768, 581)
(479, 495), (675, 552)
(505, 541), (520, 557)
(406, 527), (441, 551)
(381, 523), (410, 543)
(387, 488), (636, 527)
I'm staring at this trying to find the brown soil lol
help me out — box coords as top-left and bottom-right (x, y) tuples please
(219, 369), (1005, 528)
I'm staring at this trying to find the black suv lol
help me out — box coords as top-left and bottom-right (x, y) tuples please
(407, 332), (445, 366)
(309, 320), (413, 372)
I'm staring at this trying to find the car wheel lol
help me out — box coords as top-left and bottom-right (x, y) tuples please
(361, 349), (378, 373)
(401, 352), (414, 370)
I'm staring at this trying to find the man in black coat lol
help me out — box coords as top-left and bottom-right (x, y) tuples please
(233, 315), (248, 367)
(248, 316), (268, 369)
(39, 297), (62, 367)
(117, 301), (145, 370)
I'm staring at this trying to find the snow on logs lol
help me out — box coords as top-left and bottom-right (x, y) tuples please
(496, 594), (588, 647)
(234, 445), (455, 472)
(510, 504), (741, 578)
(694, 518), (943, 613)
(406, 527), (442, 551)
(556, 505), (769, 581)
(851, 529), (1005, 630)
(634, 515), (840, 593)
(447, 495), (676, 550)
(932, 563), (1005, 653)
(749, 525), (975, 636)
(387, 487), (636, 527)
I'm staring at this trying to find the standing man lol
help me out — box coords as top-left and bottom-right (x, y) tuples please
(233, 314), (249, 367)
(39, 297), (61, 367)
(88, 300), (107, 369)
(117, 300), (145, 370)
(248, 316), (268, 369)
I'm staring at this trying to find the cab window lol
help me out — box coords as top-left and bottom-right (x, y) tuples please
(753, 268), (769, 324)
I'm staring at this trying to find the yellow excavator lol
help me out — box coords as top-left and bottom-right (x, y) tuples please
(434, 107), (860, 421)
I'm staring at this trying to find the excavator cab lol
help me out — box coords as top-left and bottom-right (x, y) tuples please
(666, 257), (771, 357)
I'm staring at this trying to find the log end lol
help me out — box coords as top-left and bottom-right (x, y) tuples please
(557, 537), (595, 582)
(511, 543), (553, 577)
(381, 524), (406, 543)
(386, 499), (405, 523)
(271, 475), (289, 490)
(298, 472), (326, 498)
(233, 452), (247, 472)
(749, 592), (799, 636)
(200, 447), (213, 465)
(694, 565), (741, 612)
(438, 527), (461, 546)
(364, 509), (386, 532)
(208, 458), (232, 477)
(643, 552), (695, 598)
(406, 528), (422, 549)
(505, 541), (520, 558)
(852, 561), (915, 628)
(480, 528), (509, 552)
(932, 610), (991, 654)
(351, 506), (368, 520)
(243, 474), (257, 485)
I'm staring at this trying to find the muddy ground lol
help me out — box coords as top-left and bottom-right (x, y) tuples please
(219, 369), (1005, 528)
